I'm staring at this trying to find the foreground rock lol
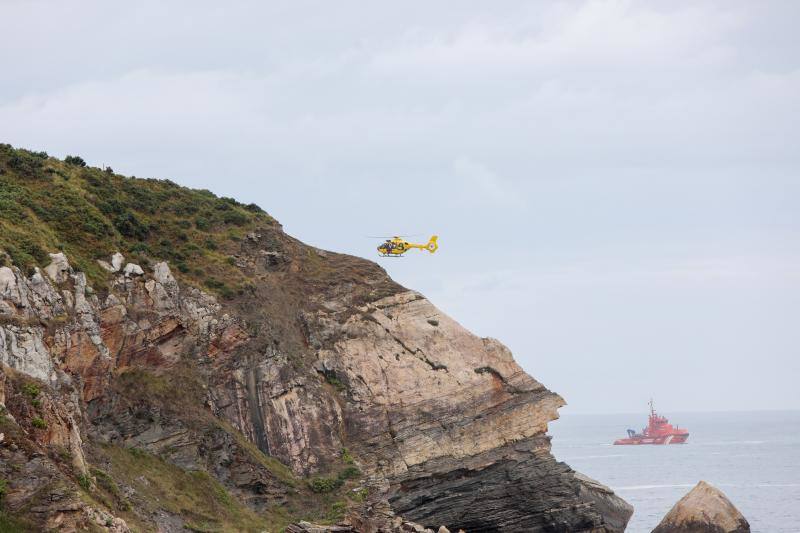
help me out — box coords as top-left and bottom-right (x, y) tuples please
(652, 481), (750, 533)
(575, 472), (634, 532)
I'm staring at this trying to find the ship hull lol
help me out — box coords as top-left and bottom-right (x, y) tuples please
(613, 433), (689, 445)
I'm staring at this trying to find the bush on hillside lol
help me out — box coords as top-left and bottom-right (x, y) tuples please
(64, 155), (86, 167)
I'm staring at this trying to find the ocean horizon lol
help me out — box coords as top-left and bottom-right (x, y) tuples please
(549, 410), (800, 533)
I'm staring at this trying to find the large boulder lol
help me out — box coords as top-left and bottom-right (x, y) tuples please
(652, 481), (750, 533)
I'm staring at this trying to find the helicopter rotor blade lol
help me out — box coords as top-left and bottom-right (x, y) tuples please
(364, 233), (425, 239)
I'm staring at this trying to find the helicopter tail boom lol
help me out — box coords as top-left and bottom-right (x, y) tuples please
(407, 235), (438, 253)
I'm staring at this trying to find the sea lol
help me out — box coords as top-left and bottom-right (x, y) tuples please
(549, 410), (800, 533)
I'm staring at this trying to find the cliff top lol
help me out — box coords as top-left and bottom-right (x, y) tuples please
(0, 144), (274, 295)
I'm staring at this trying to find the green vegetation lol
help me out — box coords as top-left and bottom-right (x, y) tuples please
(308, 455), (361, 493)
(341, 447), (355, 465)
(328, 501), (347, 521)
(321, 370), (347, 393)
(77, 474), (92, 491)
(94, 444), (268, 532)
(22, 382), (42, 408)
(308, 476), (342, 494)
(21, 382), (40, 399)
(0, 144), (273, 294)
(31, 417), (47, 429)
(351, 487), (369, 502)
(64, 155), (86, 167)
(0, 513), (32, 533)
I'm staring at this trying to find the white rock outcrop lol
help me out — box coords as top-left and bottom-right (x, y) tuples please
(0, 326), (56, 382)
(111, 252), (125, 272)
(123, 263), (144, 277)
(44, 252), (71, 284)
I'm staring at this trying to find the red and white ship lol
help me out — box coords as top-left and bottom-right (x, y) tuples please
(613, 400), (689, 445)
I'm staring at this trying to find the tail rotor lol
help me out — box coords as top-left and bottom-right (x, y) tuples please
(426, 235), (438, 253)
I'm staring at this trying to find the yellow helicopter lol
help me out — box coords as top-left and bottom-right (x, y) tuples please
(377, 235), (438, 257)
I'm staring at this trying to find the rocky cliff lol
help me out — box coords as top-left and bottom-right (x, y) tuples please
(0, 145), (631, 531)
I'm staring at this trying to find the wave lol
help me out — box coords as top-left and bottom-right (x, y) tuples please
(615, 484), (695, 491)
(615, 482), (800, 491)
(561, 454), (625, 460)
(696, 440), (767, 446)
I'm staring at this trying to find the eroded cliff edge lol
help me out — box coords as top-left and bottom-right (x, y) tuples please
(0, 147), (631, 531)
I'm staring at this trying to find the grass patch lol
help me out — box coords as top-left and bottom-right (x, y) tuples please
(95, 444), (267, 532)
(0, 512), (33, 533)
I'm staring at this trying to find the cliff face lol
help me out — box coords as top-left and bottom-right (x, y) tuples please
(0, 147), (631, 532)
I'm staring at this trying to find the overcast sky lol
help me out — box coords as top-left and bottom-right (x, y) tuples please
(2, 0), (798, 414)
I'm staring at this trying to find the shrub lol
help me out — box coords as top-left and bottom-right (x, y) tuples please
(328, 501), (347, 520)
(204, 277), (224, 290)
(77, 474), (92, 491)
(351, 487), (369, 502)
(130, 242), (152, 254)
(128, 447), (147, 458)
(308, 476), (343, 493)
(6, 151), (45, 176)
(223, 210), (249, 226)
(341, 448), (355, 465)
(22, 382), (40, 399)
(338, 465), (360, 481)
(114, 212), (149, 240)
(323, 372), (346, 392)
(64, 155), (86, 167)
(31, 417), (47, 429)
